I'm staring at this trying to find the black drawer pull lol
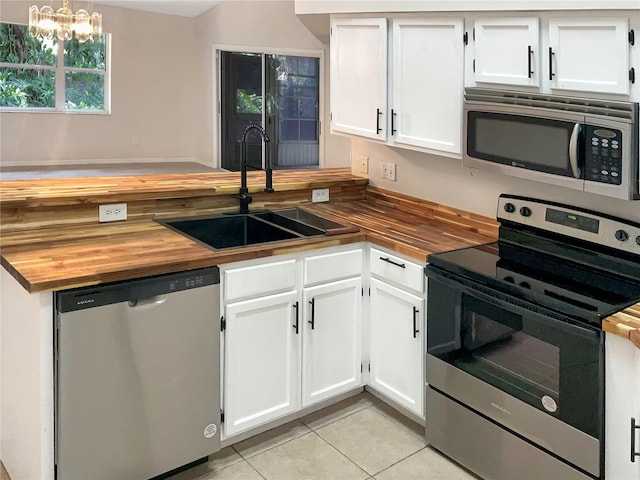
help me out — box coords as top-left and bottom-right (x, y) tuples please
(548, 47), (555, 81)
(292, 302), (299, 334)
(376, 108), (382, 134)
(412, 306), (420, 339)
(379, 256), (406, 269)
(391, 109), (397, 135)
(527, 45), (534, 78)
(632, 417), (640, 462)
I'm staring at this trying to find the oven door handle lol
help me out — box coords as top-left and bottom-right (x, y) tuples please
(569, 123), (582, 179)
(426, 267), (600, 339)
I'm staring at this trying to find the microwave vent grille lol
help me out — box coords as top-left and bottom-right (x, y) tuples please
(465, 88), (637, 121)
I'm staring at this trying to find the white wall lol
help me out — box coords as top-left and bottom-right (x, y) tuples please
(0, 2), (204, 166)
(194, 0), (350, 167)
(351, 139), (640, 221)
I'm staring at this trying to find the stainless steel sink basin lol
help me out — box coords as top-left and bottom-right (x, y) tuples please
(158, 212), (324, 250)
(261, 208), (345, 231)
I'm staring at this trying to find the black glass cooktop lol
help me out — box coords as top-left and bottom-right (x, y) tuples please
(427, 231), (640, 324)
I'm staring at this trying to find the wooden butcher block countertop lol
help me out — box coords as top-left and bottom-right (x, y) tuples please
(1, 168), (638, 344)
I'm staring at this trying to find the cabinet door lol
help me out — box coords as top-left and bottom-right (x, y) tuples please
(605, 333), (640, 480)
(223, 290), (300, 437)
(474, 17), (539, 87)
(302, 277), (362, 407)
(330, 18), (387, 140)
(369, 278), (424, 418)
(390, 18), (464, 154)
(549, 18), (630, 95)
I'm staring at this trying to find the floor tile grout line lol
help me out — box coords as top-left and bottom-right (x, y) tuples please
(231, 429), (314, 461)
(301, 402), (374, 432)
(307, 430), (372, 479)
(372, 446), (430, 478)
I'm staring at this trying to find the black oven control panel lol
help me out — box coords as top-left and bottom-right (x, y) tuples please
(498, 195), (640, 256)
(584, 125), (623, 185)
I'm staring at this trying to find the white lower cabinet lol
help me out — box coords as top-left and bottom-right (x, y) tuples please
(221, 246), (364, 439)
(223, 290), (300, 437)
(302, 277), (362, 407)
(605, 333), (640, 480)
(369, 278), (425, 419)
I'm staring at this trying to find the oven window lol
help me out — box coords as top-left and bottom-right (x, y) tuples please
(458, 299), (560, 407)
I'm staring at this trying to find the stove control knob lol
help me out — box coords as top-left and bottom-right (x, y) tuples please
(615, 230), (629, 242)
(519, 281), (531, 289)
(520, 206), (532, 217)
(504, 202), (516, 213)
(636, 235), (640, 246)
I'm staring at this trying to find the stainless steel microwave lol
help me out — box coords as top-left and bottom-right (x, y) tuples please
(463, 88), (639, 200)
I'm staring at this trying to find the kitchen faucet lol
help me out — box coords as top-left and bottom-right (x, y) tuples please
(239, 122), (274, 214)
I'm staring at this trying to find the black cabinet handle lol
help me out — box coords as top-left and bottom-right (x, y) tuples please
(527, 45), (534, 78)
(292, 301), (299, 334)
(413, 306), (420, 338)
(548, 47), (555, 81)
(391, 109), (397, 135)
(379, 256), (405, 269)
(308, 298), (315, 330)
(376, 108), (382, 134)
(632, 417), (640, 462)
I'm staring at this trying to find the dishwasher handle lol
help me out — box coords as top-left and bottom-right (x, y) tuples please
(128, 295), (168, 308)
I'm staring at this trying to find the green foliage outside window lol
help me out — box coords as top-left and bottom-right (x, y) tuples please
(0, 22), (106, 111)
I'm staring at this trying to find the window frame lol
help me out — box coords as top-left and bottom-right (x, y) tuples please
(0, 22), (111, 114)
(213, 44), (325, 170)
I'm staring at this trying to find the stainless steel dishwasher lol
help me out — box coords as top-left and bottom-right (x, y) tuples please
(55, 267), (221, 480)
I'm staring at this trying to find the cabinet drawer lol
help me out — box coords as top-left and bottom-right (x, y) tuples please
(225, 259), (297, 302)
(369, 248), (424, 293)
(304, 248), (363, 286)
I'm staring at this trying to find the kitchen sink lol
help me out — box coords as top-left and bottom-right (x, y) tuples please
(158, 211), (325, 250)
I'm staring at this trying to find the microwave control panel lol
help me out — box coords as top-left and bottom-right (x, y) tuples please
(584, 126), (623, 185)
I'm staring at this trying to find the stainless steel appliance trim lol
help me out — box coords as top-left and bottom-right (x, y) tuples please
(426, 387), (593, 480)
(427, 354), (600, 477)
(464, 87), (637, 120)
(497, 196), (640, 256)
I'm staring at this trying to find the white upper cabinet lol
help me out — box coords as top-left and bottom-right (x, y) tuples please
(390, 18), (465, 154)
(548, 18), (630, 95)
(330, 18), (388, 140)
(473, 17), (540, 87)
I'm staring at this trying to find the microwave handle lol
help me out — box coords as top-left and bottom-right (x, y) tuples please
(569, 123), (582, 179)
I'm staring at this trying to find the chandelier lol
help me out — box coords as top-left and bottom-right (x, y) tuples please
(29, 0), (102, 43)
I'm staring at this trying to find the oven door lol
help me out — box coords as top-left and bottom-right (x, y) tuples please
(426, 268), (602, 477)
(463, 102), (586, 190)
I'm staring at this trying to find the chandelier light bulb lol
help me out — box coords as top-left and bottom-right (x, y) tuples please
(28, 0), (102, 43)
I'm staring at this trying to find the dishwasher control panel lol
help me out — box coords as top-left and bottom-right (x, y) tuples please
(56, 266), (220, 312)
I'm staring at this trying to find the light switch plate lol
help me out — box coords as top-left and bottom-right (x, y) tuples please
(99, 203), (127, 222)
(312, 188), (330, 203)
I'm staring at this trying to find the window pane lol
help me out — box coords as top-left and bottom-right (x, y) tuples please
(64, 35), (106, 69)
(299, 98), (316, 119)
(0, 23), (56, 66)
(280, 120), (299, 141)
(300, 121), (318, 141)
(0, 67), (55, 107)
(65, 71), (104, 110)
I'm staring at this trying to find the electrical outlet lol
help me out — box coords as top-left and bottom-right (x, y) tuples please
(382, 162), (397, 181)
(99, 203), (127, 222)
(359, 155), (369, 174)
(312, 188), (330, 203)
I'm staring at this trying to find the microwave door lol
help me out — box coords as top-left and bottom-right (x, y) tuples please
(463, 106), (586, 191)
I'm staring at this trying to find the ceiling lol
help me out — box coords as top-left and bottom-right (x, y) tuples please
(93, 0), (222, 17)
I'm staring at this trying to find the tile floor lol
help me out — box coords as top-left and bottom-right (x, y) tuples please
(167, 392), (478, 480)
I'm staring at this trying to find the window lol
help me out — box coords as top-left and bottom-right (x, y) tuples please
(219, 50), (320, 171)
(0, 22), (108, 112)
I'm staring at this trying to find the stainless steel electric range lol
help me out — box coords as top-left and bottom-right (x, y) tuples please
(425, 194), (640, 480)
